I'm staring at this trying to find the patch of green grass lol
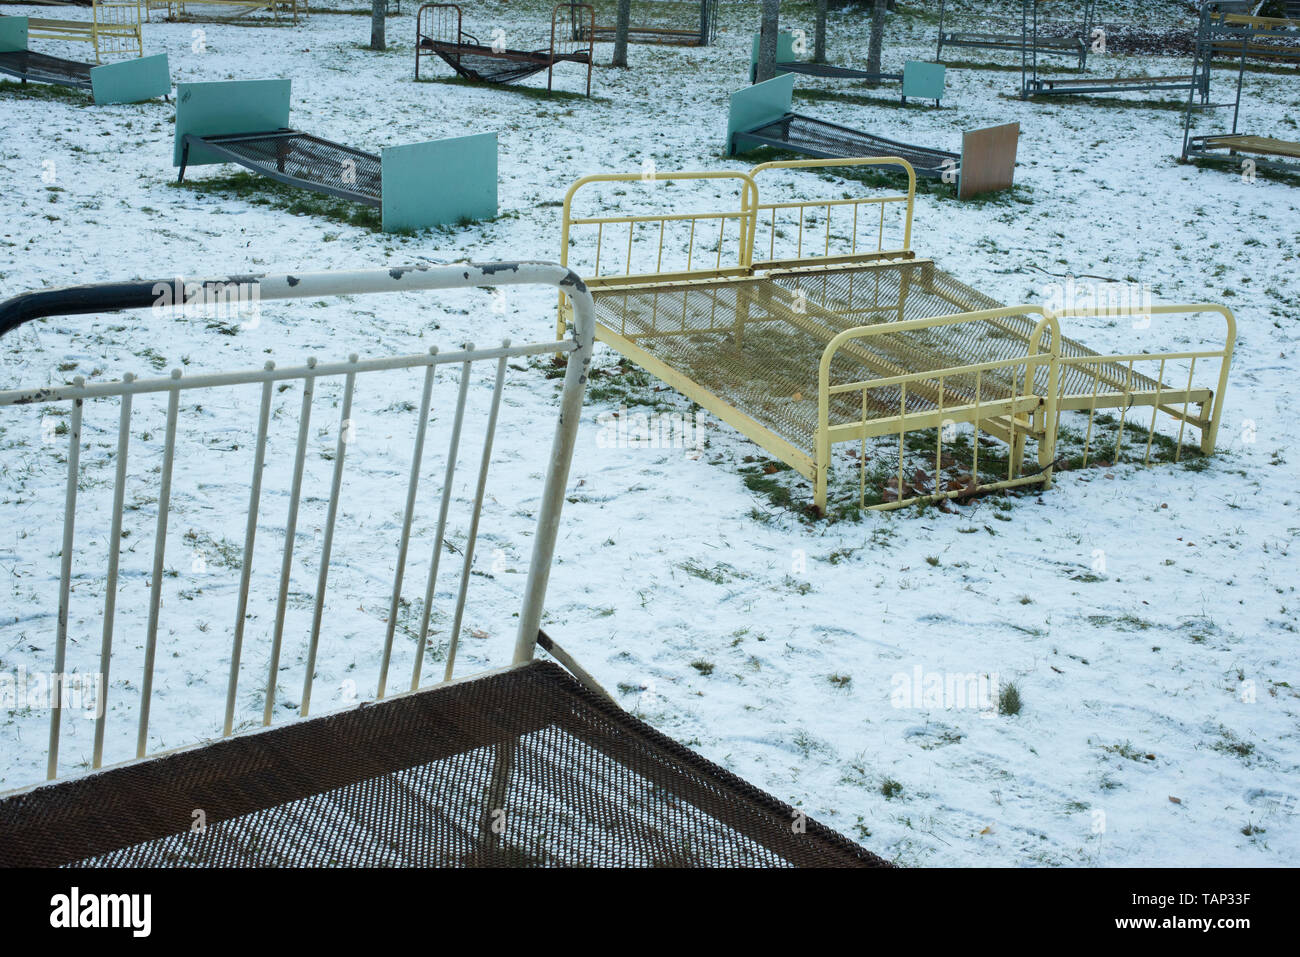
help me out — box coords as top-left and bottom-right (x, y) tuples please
(828, 673), (852, 689)
(690, 659), (714, 676)
(880, 778), (904, 800)
(173, 172), (383, 231)
(998, 681), (1023, 716)
(414, 75), (601, 103)
(677, 558), (735, 585)
(0, 80), (91, 105)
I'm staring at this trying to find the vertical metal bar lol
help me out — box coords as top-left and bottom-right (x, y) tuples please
(626, 220), (634, 275)
(824, 202), (831, 255)
(859, 389), (867, 508)
(224, 368), (274, 736)
(897, 381), (906, 502)
(593, 222), (603, 276)
(935, 375), (945, 483)
(715, 217), (726, 268)
(687, 218), (697, 269)
(378, 352), (437, 700)
(1176, 357), (1196, 461)
(264, 360), (317, 726)
(443, 349), (510, 682)
(656, 220), (666, 271)
(136, 372), (181, 758)
(797, 206), (805, 258)
(972, 371), (982, 480)
(92, 378), (134, 768)
(1083, 366), (1102, 467)
(47, 383), (84, 780)
(411, 354), (474, 690)
(1145, 359), (1166, 466)
(1113, 361), (1132, 463)
(300, 358), (358, 717)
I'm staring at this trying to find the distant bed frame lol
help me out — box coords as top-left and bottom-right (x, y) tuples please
(173, 79), (498, 232)
(416, 2), (594, 96)
(727, 74), (1017, 200)
(750, 31), (947, 107)
(557, 158), (1234, 513)
(0, 14), (169, 103)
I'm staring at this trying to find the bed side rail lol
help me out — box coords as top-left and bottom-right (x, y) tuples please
(0, 262), (595, 785)
(747, 157), (916, 270)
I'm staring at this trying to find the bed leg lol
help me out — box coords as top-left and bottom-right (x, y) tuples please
(177, 143), (189, 184)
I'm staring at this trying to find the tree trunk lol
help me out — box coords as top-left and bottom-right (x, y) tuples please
(612, 0), (631, 67)
(814, 0), (827, 63)
(866, 0), (887, 84)
(370, 0), (386, 52)
(755, 0), (781, 83)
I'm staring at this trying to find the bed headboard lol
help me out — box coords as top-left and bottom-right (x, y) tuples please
(0, 16), (28, 53)
(553, 2), (594, 58)
(560, 170), (760, 287)
(747, 157), (916, 269)
(726, 73), (795, 156)
(172, 79), (292, 167)
(559, 158), (916, 288)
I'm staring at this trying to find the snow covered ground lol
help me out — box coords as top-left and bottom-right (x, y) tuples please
(1, 0), (1297, 866)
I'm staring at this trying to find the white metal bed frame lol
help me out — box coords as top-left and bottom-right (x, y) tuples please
(0, 261), (595, 785)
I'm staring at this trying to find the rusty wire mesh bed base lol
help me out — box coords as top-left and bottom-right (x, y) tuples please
(0, 661), (885, 868)
(418, 40), (585, 85)
(591, 261), (1168, 463)
(734, 114), (958, 178)
(178, 129), (383, 205)
(0, 49), (93, 88)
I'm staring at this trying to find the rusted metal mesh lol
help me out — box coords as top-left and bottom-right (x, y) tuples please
(194, 131), (383, 204)
(419, 40), (582, 85)
(0, 661), (886, 868)
(0, 50), (93, 88)
(592, 262), (1163, 457)
(738, 115), (958, 177)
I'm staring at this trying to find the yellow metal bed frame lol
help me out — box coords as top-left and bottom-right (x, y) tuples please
(558, 158), (1235, 514)
(28, 0), (144, 63)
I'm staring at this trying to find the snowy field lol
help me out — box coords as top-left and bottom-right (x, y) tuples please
(1, 0), (1297, 866)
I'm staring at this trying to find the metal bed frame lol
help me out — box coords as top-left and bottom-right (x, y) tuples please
(24, 0), (143, 63)
(1021, 0), (1209, 100)
(1181, 4), (1300, 175)
(416, 2), (595, 96)
(937, 0), (1087, 69)
(557, 158), (1235, 514)
(586, 0), (717, 47)
(728, 74), (1018, 200)
(0, 262), (886, 867)
(145, 0), (303, 23)
(173, 79), (497, 232)
(0, 12), (168, 101)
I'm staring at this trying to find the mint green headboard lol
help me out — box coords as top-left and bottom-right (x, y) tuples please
(173, 79), (292, 166)
(749, 30), (797, 83)
(726, 74), (795, 156)
(0, 16), (28, 53)
(902, 61), (946, 103)
(381, 132), (497, 233)
(91, 54), (171, 105)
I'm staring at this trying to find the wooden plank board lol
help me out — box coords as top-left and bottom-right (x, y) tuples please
(1205, 135), (1300, 159)
(958, 122), (1018, 199)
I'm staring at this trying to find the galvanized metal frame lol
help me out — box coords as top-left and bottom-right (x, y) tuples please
(587, 0), (717, 47)
(938, 0), (1087, 69)
(0, 262), (595, 782)
(558, 158), (1236, 514)
(1181, 5), (1300, 175)
(1020, 0), (1209, 100)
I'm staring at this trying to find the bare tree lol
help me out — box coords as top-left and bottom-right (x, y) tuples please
(370, 0), (386, 51)
(814, 0), (828, 63)
(755, 0), (781, 82)
(612, 0), (631, 67)
(866, 0), (888, 81)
